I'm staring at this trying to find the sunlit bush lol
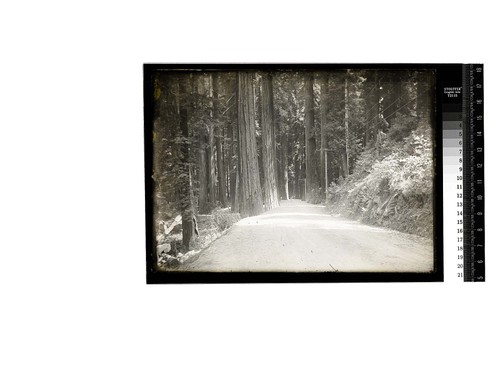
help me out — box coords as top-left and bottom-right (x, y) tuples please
(327, 120), (434, 238)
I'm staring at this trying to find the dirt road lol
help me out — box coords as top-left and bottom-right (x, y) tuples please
(181, 199), (433, 272)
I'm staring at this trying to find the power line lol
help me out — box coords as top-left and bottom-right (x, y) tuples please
(364, 80), (420, 126)
(368, 93), (424, 131)
(364, 82), (379, 99)
(378, 95), (420, 123)
(361, 89), (402, 128)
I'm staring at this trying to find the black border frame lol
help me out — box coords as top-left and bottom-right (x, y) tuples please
(144, 63), (454, 284)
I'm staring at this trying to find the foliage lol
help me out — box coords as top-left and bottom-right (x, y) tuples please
(327, 117), (434, 238)
(213, 209), (241, 231)
(156, 210), (242, 270)
(387, 112), (419, 142)
(306, 186), (324, 204)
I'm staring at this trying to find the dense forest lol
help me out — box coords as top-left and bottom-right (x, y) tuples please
(151, 69), (435, 266)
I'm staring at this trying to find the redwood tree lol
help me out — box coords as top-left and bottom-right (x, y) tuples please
(237, 72), (263, 217)
(207, 75), (216, 206)
(319, 73), (329, 192)
(178, 76), (194, 249)
(304, 72), (319, 201)
(344, 74), (350, 176)
(260, 72), (279, 210)
(213, 73), (227, 207)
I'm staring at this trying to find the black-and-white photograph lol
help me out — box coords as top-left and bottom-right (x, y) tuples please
(146, 66), (437, 277)
(4, 1), (499, 373)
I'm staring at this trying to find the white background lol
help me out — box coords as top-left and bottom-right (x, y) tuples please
(1, 1), (498, 374)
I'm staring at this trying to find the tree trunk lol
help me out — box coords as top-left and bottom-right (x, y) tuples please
(365, 71), (378, 147)
(304, 72), (318, 201)
(196, 75), (209, 214)
(213, 73), (227, 207)
(233, 161), (240, 213)
(375, 71), (381, 134)
(260, 72), (279, 210)
(198, 135), (209, 214)
(395, 79), (402, 118)
(229, 74), (239, 212)
(178, 76), (194, 249)
(237, 72), (263, 217)
(344, 75), (350, 176)
(229, 121), (237, 211)
(280, 127), (289, 200)
(293, 153), (300, 199)
(319, 73), (329, 192)
(416, 72), (423, 120)
(207, 75), (217, 206)
(300, 145), (306, 200)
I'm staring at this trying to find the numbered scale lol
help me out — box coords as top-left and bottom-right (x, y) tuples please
(463, 65), (485, 281)
(443, 64), (484, 282)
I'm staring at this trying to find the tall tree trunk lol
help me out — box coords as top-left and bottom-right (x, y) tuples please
(277, 118), (284, 199)
(364, 71), (378, 147)
(213, 73), (227, 207)
(178, 76), (194, 249)
(280, 126), (289, 200)
(260, 72), (279, 210)
(293, 153), (300, 199)
(207, 75), (216, 206)
(195, 75), (209, 214)
(237, 72), (263, 217)
(233, 170), (240, 212)
(416, 71), (423, 120)
(344, 75), (350, 176)
(395, 78), (402, 118)
(304, 72), (318, 201)
(228, 115), (235, 208)
(229, 120), (237, 211)
(319, 73), (329, 192)
(300, 142), (306, 200)
(375, 71), (381, 134)
(340, 151), (347, 179)
(229, 74), (239, 212)
(198, 134), (209, 213)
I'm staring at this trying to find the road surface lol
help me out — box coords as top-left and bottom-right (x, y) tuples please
(181, 199), (433, 272)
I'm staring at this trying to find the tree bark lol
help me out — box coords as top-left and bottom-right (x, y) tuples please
(280, 126), (289, 200)
(293, 153), (300, 199)
(229, 74), (239, 212)
(304, 72), (318, 201)
(195, 75), (209, 214)
(340, 151), (347, 179)
(319, 73), (329, 192)
(260, 72), (279, 210)
(364, 71), (378, 147)
(207, 75), (216, 206)
(300, 142), (306, 200)
(344, 75), (350, 176)
(237, 72), (263, 217)
(229, 121), (237, 211)
(213, 73), (227, 207)
(178, 76), (194, 249)
(375, 71), (381, 129)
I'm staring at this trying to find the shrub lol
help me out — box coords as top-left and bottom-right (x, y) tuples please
(307, 186), (325, 204)
(212, 209), (241, 231)
(326, 122), (434, 238)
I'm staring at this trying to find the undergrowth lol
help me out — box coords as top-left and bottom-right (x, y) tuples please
(327, 121), (434, 238)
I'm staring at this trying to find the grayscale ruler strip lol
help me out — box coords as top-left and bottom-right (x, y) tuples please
(463, 64), (485, 282)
